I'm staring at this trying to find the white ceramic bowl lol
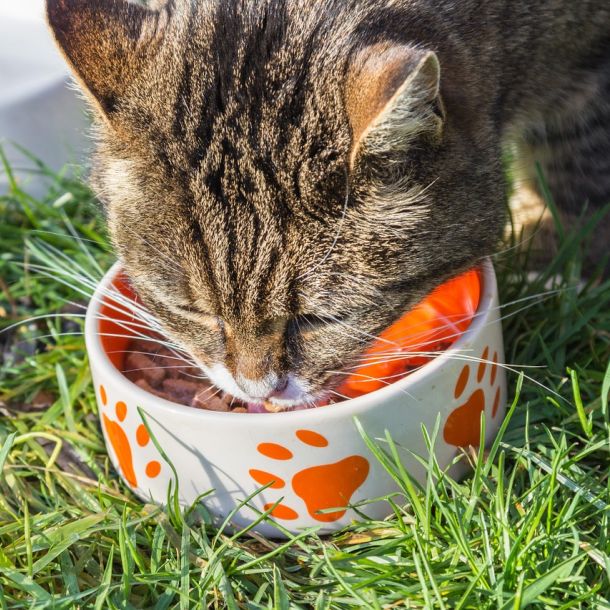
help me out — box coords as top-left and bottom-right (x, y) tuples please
(0, 0), (89, 196)
(85, 260), (506, 537)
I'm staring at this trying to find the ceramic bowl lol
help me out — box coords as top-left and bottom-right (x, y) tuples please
(85, 260), (506, 537)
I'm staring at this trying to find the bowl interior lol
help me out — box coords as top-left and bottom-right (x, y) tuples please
(95, 266), (484, 409)
(98, 273), (150, 370)
(337, 267), (481, 398)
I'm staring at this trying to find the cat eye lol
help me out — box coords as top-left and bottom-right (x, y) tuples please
(173, 304), (220, 327)
(175, 304), (208, 316)
(292, 313), (348, 330)
(174, 305), (225, 335)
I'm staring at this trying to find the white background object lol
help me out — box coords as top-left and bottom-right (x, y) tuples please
(0, 0), (90, 197)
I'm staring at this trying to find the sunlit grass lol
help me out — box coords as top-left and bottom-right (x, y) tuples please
(1, 152), (609, 608)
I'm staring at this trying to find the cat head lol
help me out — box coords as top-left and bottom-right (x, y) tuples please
(48, 0), (505, 407)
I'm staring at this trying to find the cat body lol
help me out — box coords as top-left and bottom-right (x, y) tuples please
(47, 0), (610, 407)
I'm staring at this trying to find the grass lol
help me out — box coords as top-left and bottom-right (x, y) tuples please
(1, 153), (610, 608)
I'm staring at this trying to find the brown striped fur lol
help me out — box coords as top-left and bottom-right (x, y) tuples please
(47, 0), (610, 406)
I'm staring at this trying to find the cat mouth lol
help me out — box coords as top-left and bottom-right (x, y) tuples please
(120, 339), (334, 413)
(199, 362), (324, 411)
(246, 391), (331, 413)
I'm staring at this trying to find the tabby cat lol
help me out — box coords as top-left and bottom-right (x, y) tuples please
(47, 0), (610, 408)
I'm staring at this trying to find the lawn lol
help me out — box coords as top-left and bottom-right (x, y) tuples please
(0, 153), (609, 609)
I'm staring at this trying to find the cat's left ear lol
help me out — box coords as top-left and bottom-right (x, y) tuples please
(345, 45), (444, 167)
(46, 0), (165, 120)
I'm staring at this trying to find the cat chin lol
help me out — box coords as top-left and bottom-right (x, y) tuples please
(265, 392), (319, 410)
(199, 361), (316, 408)
(199, 362), (253, 402)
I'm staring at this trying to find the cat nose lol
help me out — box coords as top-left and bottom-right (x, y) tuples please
(235, 372), (288, 400)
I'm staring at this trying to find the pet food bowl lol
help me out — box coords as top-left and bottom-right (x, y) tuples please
(85, 260), (506, 537)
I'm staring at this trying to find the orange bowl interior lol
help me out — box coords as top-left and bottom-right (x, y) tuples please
(97, 267), (482, 402)
(335, 268), (481, 399)
(98, 272), (148, 370)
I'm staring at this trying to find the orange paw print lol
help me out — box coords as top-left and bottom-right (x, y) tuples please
(443, 347), (502, 447)
(99, 384), (162, 488)
(250, 430), (370, 523)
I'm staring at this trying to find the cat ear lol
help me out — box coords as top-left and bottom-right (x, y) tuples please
(346, 45), (444, 166)
(46, 0), (164, 118)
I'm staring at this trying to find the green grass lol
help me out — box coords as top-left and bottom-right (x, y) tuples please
(1, 154), (610, 609)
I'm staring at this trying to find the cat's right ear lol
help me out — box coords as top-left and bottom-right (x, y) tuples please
(46, 0), (165, 120)
(345, 44), (444, 167)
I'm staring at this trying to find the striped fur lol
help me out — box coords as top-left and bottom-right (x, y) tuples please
(48, 0), (610, 405)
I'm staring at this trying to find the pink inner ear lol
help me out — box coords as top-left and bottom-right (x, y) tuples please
(99, 271), (150, 370)
(345, 44), (424, 145)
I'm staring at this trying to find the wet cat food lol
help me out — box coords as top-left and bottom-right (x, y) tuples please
(121, 340), (250, 413)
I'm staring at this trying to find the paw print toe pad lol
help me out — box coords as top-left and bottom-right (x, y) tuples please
(443, 348), (502, 448)
(100, 385), (162, 489)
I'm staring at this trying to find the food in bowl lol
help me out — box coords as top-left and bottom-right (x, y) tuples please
(114, 268), (481, 412)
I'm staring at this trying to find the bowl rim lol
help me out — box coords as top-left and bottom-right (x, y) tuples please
(85, 259), (498, 422)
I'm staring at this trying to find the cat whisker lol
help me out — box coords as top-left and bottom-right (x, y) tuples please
(348, 349), (545, 369)
(487, 214), (559, 263)
(1, 312), (166, 349)
(27, 239), (101, 283)
(107, 349), (195, 363)
(2, 288), (197, 366)
(33, 271), (164, 337)
(30, 229), (111, 249)
(22, 258), (158, 326)
(126, 368), (210, 382)
(324, 370), (418, 400)
(6, 331), (176, 352)
(63, 299), (161, 333)
(327, 389), (352, 401)
(1, 312), (86, 335)
(194, 385), (223, 400)
(122, 365), (202, 373)
(327, 369), (415, 382)
(329, 350), (565, 405)
(59, 213), (107, 277)
(340, 286), (573, 355)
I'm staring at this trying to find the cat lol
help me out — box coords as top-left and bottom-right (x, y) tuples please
(47, 0), (610, 409)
